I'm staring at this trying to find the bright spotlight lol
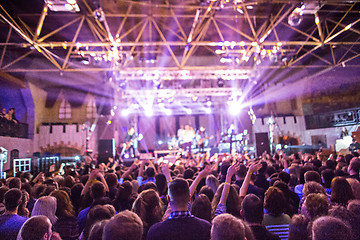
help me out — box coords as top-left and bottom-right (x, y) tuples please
(145, 108), (154, 117)
(205, 108), (212, 114)
(185, 108), (192, 115)
(122, 109), (130, 117)
(228, 101), (242, 116)
(74, 155), (80, 161)
(164, 108), (172, 116)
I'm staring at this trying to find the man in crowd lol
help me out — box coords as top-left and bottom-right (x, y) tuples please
(103, 210), (143, 240)
(19, 216), (60, 240)
(0, 189), (28, 240)
(147, 178), (211, 240)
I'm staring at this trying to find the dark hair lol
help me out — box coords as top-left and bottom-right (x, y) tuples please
(212, 183), (241, 218)
(278, 171), (291, 184)
(0, 186), (9, 203)
(199, 185), (214, 202)
(183, 168), (194, 179)
(138, 182), (157, 194)
(88, 219), (108, 240)
(168, 178), (189, 206)
(145, 167), (155, 178)
(4, 188), (22, 211)
(20, 216), (51, 240)
(91, 182), (106, 200)
(264, 186), (286, 217)
(288, 214), (310, 240)
(321, 169), (335, 189)
(113, 181), (133, 212)
(331, 177), (354, 206)
(236, 164), (247, 178)
(8, 177), (21, 189)
(70, 183), (83, 214)
(83, 205), (115, 240)
(155, 174), (167, 196)
(105, 173), (118, 188)
(191, 194), (212, 222)
(304, 171), (321, 183)
(241, 194), (264, 223)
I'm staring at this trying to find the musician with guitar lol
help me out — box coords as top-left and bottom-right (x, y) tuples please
(120, 127), (143, 158)
(196, 126), (213, 153)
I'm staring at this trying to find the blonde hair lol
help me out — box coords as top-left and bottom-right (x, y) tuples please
(31, 196), (58, 224)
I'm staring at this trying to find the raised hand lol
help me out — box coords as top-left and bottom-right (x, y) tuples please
(227, 162), (241, 178)
(249, 162), (262, 174)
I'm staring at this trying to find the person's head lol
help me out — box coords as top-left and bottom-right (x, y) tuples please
(347, 199), (360, 215)
(301, 193), (329, 220)
(145, 167), (155, 178)
(83, 204), (115, 240)
(288, 214), (310, 240)
(236, 164), (248, 179)
(168, 178), (190, 209)
(20, 216), (52, 240)
(191, 194), (212, 222)
(346, 178), (360, 200)
(331, 177), (354, 206)
(278, 171), (291, 184)
(183, 168), (194, 179)
(348, 157), (360, 174)
(50, 190), (75, 218)
(0, 186), (9, 204)
(88, 219), (108, 240)
(211, 213), (245, 240)
(128, 127), (135, 135)
(91, 182), (106, 200)
(264, 186), (286, 217)
(4, 188), (22, 212)
(241, 193), (263, 224)
(212, 183), (241, 218)
(105, 173), (118, 188)
(103, 210), (143, 240)
(205, 174), (219, 194)
(321, 169), (335, 188)
(31, 196), (58, 224)
(8, 177), (21, 189)
(198, 185), (215, 202)
(132, 189), (163, 229)
(312, 216), (351, 240)
(303, 181), (326, 197)
(304, 171), (321, 183)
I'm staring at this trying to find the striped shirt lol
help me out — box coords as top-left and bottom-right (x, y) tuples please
(265, 224), (289, 240)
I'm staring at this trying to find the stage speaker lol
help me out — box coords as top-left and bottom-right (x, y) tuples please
(98, 139), (115, 164)
(255, 132), (270, 157)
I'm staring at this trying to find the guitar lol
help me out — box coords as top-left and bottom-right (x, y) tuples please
(125, 134), (143, 149)
(197, 135), (214, 146)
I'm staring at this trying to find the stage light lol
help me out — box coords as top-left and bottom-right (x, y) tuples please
(205, 108), (212, 114)
(228, 101), (242, 116)
(206, 101), (212, 107)
(164, 108), (172, 116)
(74, 155), (80, 161)
(110, 109), (115, 116)
(185, 108), (192, 115)
(124, 153), (130, 159)
(217, 78), (225, 87)
(145, 108), (154, 117)
(44, 0), (80, 12)
(191, 95), (198, 102)
(121, 109), (130, 117)
(288, 7), (303, 26)
(106, 120), (112, 125)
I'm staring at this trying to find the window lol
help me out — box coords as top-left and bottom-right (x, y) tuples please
(86, 97), (97, 119)
(59, 99), (71, 119)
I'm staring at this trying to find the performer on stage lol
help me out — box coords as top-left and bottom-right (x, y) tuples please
(196, 126), (208, 153)
(120, 127), (139, 158)
(182, 125), (195, 152)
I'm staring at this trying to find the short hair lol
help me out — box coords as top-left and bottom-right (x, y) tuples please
(199, 185), (215, 202)
(349, 157), (360, 172)
(303, 193), (329, 220)
(168, 178), (190, 205)
(20, 216), (51, 240)
(236, 164), (247, 178)
(303, 181), (326, 197)
(91, 182), (106, 200)
(8, 177), (21, 189)
(88, 220), (108, 240)
(321, 169), (335, 188)
(288, 214), (310, 240)
(183, 168), (194, 179)
(278, 171), (291, 184)
(211, 213), (245, 240)
(264, 186), (286, 216)
(312, 216), (351, 240)
(241, 194), (264, 223)
(4, 188), (22, 211)
(347, 199), (360, 215)
(102, 210), (143, 240)
(105, 173), (118, 188)
(304, 171), (321, 183)
(145, 167), (155, 178)
(0, 186), (9, 203)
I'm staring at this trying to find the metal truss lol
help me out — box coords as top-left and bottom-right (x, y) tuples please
(0, 0), (359, 87)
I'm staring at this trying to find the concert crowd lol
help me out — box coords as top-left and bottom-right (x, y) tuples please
(1, 149), (360, 240)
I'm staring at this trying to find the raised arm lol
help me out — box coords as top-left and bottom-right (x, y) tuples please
(161, 164), (172, 184)
(189, 165), (211, 199)
(239, 162), (262, 197)
(219, 162), (240, 205)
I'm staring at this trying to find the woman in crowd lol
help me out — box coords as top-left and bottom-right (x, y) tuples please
(31, 195), (58, 225)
